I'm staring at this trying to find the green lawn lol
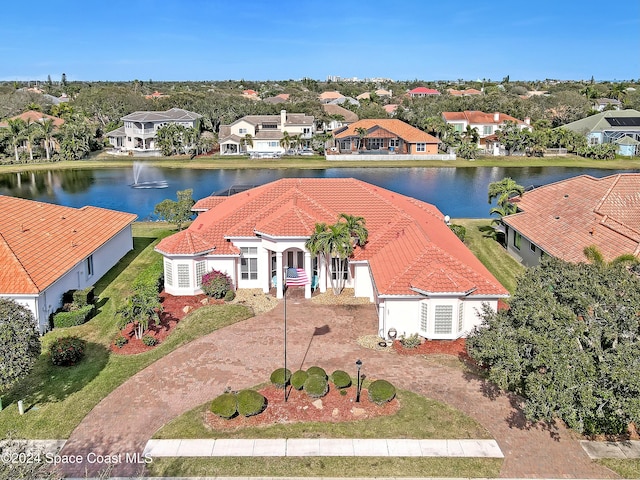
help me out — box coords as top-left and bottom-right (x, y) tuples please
(150, 388), (500, 478)
(597, 459), (640, 478)
(0, 223), (253, 439)
(454, 219), (525, 294)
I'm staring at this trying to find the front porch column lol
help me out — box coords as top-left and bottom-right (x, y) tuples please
(319, 255), (327, 293)
(275, 251), (284, 299)
(304, 252), (311, 299)
(262, 249), (271, 294)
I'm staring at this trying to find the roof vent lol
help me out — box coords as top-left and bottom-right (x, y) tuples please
(554, 216), (560, 220)
(564, 194), (569, 198)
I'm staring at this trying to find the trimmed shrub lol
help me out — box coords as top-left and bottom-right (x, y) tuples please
(290, 369), (309, 390)
(142, 335), (158, 346)
(114, 335), (128, 348)
(133, 259), (164, 293)
(72, 286), (94, 306)
(306, 366), (327, 379)
(210, 393), (237, 419)
(201, 269), (234, 299)
(304, 374), (329, 398)
(368, 379), (396, 405)
(330, 370), (352, 389)
(52, 304), (94, 328)
(400, 333), (421, 349)
(236, 389), (267, 417)
(50, 336), (86, 366)
(449, 224), (467, 242)
(224, 289), (236, 302)
(270, 368), (291, 388)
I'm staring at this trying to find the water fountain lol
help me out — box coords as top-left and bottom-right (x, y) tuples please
(131, 161), (168, 189)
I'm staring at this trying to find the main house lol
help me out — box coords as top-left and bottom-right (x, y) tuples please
(105, 108), (202, 155)
(0, 196), (136, 332)
(562, 109), (640, 157)
(442, 111), (531, 155)
(502, 174), (640, 267)
(219, 110), (315, 156)
(332, 119), (440, 155)
(155, 178), (508, 340)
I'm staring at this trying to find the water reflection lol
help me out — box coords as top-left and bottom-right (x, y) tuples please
(0, 166), (637, 219)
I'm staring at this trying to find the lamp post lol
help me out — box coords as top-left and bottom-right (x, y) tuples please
(355, 359), (362, 402)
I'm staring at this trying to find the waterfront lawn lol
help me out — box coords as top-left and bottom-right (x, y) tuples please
(0, 223), (253, 439)
(149, 389), (500, 478)
(454, 218), (524, 294)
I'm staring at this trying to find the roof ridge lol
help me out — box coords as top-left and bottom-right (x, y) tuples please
(594, 174), (622, 215)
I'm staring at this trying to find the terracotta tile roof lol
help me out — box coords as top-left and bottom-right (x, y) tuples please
(442, 110), (527, 126)
(409, 87), (441, 95)
(333, 119), (439, 144)
(156, 179), (507, 297)
(503, 174), (640, 263)
(443, 110), (525, 125)
(0, 110), (64, 128)
(192, 196), (227, 211)
(384, 104), (399, 114)
(0, 196), (137, 295)
(322, 104), (359, 123)
(319, 91), (344, 100)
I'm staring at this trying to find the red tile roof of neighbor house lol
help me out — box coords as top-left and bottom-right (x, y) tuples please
(0, 196), (136, 295)
(0, 110), (64, 128)
(333, 119), (439, 144)
(442, 111), (527, 125)
(409, 87), (440, 95)
(156, 179), (507, 297)
(503, 174), (640, 263)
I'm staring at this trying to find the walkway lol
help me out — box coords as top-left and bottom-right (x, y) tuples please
(60, 299), (618, 478)
(143, 438), (503, 458)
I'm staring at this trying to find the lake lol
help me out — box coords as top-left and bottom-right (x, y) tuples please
(1, 166), (637, 220)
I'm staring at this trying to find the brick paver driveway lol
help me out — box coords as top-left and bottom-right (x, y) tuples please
(60, 297), (617, 478)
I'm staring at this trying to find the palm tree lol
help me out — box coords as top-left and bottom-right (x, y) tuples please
(463, 125), (479, 144)
(24, 119), (39, 161)
(355, 127), (368, 151)
(305, 220), (353, 295)
(279, 131), (292, 152)
(242, 133), (253, 153)
(338, 213), (368, 247)
(5, 118), (27, 163)
(583, 245), (638, 268)
(38, 119), (56, 161)
(488, 177), (525, 213)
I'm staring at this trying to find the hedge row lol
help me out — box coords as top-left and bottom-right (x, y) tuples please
(52, 304), (94, 328)
(133, 259), (164, 292)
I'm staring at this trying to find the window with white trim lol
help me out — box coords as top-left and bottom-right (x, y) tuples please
(331, 257), (349, 280)
(241, 247), (258, 280)
(483, 125), (493, 135)
(86, 255), (94, 278)
(239, 128), (247, 134)
(177, 264), (190, 288)
(389, 138), (399, 147)
(416, 143), (426, 152)
(458, 303), (464, 332)
(453, 123), (464, 133)
(196, 261), (206, 287)
(434, 305), (454, 335)
(165, 259), (173, 286)
(420, 303), (428, 334)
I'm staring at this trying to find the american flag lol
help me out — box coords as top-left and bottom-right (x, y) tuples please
(285, 268), (310, 286)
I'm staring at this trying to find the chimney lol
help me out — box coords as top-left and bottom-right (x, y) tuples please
(280, 109), (287, 126)
(493, 112), (500, 123)
(524, 117), (531, 125)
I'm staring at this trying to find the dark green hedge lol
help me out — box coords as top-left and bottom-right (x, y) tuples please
(210, 393), (238, 419)
(330, 370), (352, 389)
(304, 374), (329, 398)
(236, 389), (267, 417)
(72, 286), (94, 306)
(133, 259), (164, 292)
(306, 366), (327, 379)
(291, 370), (309, 390)
(52, 304), (94, 328)
(368, 379), (396, 405)
(270, 368), (291, 388)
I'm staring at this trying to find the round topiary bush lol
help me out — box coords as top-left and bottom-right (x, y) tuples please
(270, 368), (291, 389)
(210, 392), (238, 419)
(304, 374), (329, 398)
(236, 389), (267, 417)
(368, 379), (396, 405)
(49, 336), (86, 366)
(290, 369), (309, 390)
(306, 366), (327, 379)
(142, 334), (158, 346)
(330, 370), (352, 389)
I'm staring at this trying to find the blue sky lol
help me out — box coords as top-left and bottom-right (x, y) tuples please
(1, 0), (638, 82)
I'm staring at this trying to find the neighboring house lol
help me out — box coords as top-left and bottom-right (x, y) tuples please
(145, 91), (168, 100)
(263, 93), (291, 104)
(442, 110), (532, 155)
(502, 174), (640, 267)
(333, 119), (440, 154)
(155, 178), (508, 340)
(375, 88), (393, 98)
(219, 110), (315, 155)
(408, 87), (441, 97)
(0, 110), (65, 154)
(105, 108), (202, 155)
(561, 109), (640, 150)
(383, 104), (399, 115)
(447, 88), (482, 96)
(328, 96), (360, 107)
(593, 98), (622, 112)
(242, 89), (260, 99)
(319, 91), (344, 103)
(0, 196), (136, 332)
(356, 92), (370, 101)
(321, 104), (359, 132)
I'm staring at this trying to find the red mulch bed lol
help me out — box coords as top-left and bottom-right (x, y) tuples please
(205, 384), (399, 431)
(110, 292), (221, 355)
(392, 337), (467, 356)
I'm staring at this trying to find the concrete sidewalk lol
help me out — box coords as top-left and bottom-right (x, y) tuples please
(580, 439), (640, 459)
(143, 438), (504, 458)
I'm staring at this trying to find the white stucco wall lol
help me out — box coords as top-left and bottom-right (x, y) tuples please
(353, 262), (374, 301)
